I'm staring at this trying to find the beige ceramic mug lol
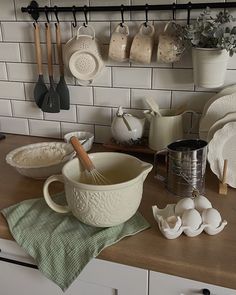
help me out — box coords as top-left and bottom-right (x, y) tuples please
(108, 23), (130, 62)
(157, 22), (185, 64)
(130, 23), (155, 64)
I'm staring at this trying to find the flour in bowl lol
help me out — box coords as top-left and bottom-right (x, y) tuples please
(13, 145), (69, 167)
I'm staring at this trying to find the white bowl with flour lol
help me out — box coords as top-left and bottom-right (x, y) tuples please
(6, 142), (74, 179)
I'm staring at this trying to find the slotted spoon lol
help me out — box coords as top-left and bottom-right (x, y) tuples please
(55, 22), (70, 110)
(33, 22), (47, 108)
(41, 23), (60, 113)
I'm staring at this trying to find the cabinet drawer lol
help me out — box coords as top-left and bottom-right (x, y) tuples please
(149, 271), (236, 295)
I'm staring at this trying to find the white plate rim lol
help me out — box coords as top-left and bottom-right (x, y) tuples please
(207, 112), (236, 142)
(208, 121), (236, 188)
(199, 92), (236, 139)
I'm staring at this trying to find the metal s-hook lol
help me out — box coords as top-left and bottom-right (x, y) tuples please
(44, 6), (50, 24)
(120, 4), (125, 27)
(83, 5), (88, 27)
(172, 2), (176, 21)
(54, 5), (59, 24)
(144, 3), (149, 27)
(72, 6), (77, 28)
(187, 1), (191, 25)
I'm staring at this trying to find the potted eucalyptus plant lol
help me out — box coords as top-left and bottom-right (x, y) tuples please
(184, 8), (236, 88)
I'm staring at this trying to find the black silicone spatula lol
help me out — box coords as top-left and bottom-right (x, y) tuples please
(55, 22), (70, 110)
(33, 22), (47, 108)
(41, 23), (60, 113)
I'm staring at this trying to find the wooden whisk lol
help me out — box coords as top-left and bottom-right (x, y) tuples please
(70, 136), (111, 185)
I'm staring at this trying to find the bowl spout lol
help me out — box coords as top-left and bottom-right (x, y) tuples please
(140, 162), (153, 181)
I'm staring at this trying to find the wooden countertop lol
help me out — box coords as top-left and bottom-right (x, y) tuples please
(0, 134), (236, 289)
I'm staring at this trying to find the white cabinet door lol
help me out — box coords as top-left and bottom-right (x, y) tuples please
(0, 238), (148, 295)
(149, 271), (236, 295)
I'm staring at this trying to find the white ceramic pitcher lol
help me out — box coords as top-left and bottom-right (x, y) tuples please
(144, 109), (196, 151)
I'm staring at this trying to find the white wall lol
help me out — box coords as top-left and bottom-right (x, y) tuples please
(0, 0), (235, 143)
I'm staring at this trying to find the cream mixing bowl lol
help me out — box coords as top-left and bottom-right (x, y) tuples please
(43, 152), (153, 227)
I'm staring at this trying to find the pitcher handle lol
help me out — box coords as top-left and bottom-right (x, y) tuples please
(182, 110), (199, 135)
(43, 175), (70, 214)
(154, 149), (167, 182)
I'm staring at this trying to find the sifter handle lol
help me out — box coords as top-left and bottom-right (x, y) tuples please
(154, 149), (167, 182)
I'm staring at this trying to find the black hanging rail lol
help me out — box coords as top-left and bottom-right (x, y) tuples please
(21, 1), (236, 21)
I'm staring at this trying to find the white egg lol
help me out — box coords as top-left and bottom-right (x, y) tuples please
(175, 198), (195, 217)
(194, 195), (212, 212)
(182, 209), (202, 230)
(202, 208), (222, 228)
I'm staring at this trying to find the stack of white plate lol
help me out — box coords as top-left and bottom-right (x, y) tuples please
(199, 84), (236, 188)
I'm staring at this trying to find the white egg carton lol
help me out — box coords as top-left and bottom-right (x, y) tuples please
(152, 204), (227, 240)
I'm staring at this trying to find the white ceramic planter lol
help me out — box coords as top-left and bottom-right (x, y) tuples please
(192, 48), (229, 88)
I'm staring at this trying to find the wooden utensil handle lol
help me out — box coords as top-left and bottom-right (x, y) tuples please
(222, 159), (228, 184)
(46, 23), (53, 76)
(34, 23), (43, 75)
(55, 23), (64, 75)
(70, 136), (95, 172)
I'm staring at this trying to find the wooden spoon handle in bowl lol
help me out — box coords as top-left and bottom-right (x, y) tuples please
(70, 136), (95, 172)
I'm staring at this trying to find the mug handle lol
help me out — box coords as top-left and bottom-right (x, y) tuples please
(154, 149), (167, 182)
(115, 23), (129, 35)
(163, 21), (175, 33)
(140, 23), (155, 37)
(76, 25), (96, 40)
(43, 175), (70, 213)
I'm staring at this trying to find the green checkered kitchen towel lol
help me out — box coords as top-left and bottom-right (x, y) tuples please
(1, 193), (149, 292)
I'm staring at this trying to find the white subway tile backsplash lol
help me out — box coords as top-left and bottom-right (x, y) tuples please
(90, 67), (112, 87)
(44, 105), (77, 122)
(173, 50), (193, 69)
(1, 1), (234, 141)
(227, 55), (236, 70)
(172, 91), (214, 112)
(131, 89), (171, 109)
(68, 85), (93, 105)
(0, 99), (12, 116)
(61, 122), (94, 138)
(2, 22), (35, 42)
(29, 119), (60, 138)
(89, 0), (130, 21)
(0, 63), (7, 80)
(0, 116), (29, 134)
(20, 43), (50, 64)
(0, 81), (25, 99)
(77, 105), (111, 125)
(95, 125), (112, 143)
(223, 69), (236, 87)
(12, 100), (43, 119)
(7, 63), (38, 82)
(94, 87), (130, 107)
(153, 68), (194, 90)
(0, 0), (15, 21)
(113, 67), (151, 88)
(0, 43), (20, 62)
(24, 82), (37, 100)
(88, 22), (111, 45)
